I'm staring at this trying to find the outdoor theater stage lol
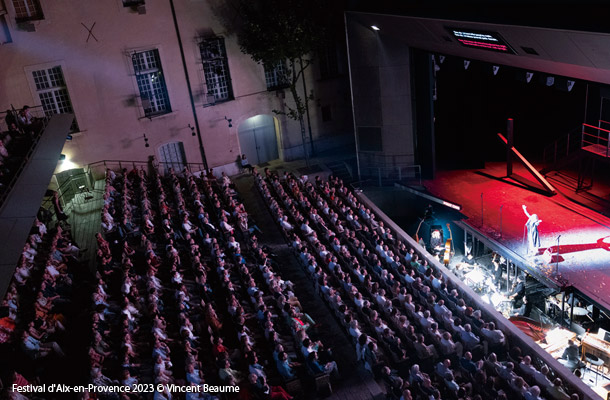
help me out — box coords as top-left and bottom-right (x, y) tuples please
(421, 162), (610, 313)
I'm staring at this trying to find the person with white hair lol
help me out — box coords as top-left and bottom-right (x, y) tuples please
(522, 204), (542, 256)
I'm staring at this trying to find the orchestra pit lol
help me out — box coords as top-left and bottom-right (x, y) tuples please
(3, 1), (610, 400)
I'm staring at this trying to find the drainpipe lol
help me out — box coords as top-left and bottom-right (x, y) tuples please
(168, 0), (209, 170)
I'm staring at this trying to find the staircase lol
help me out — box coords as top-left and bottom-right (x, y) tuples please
(325, 159), (355, 183)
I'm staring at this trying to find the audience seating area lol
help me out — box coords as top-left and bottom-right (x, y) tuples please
(254, 168), (581, 400)
(0, 162), (589, 400)
(86, 164), (338, 399)
(0, 214), (89, 395)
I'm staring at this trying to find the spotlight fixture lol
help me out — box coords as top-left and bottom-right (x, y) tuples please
(567, 80), (575, 92)
(59, 154), (66, 161)
(143, 133), (150, 148)
(371, 25), (380, 31)
(526, 72), (534, 83)
(464, 60), (470, 70)
(546, 76), (555, 87)
(66, 134), (73, 141)
(188, 123), (196, 136)
(492, 65), (499, 75)
(224, 116), (233, 128)
(439, 55), (445, 64)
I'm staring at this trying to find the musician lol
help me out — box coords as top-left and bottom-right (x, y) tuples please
(508, 276), (525, 307)
(522, 205), (541, 256)
(513, 296), (532, 318)
(559, 340), (584, 370)
(491, 253), (504, 285)
(561, 340), (580, 361)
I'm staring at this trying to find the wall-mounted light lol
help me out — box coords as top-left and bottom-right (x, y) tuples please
(224, 116), (233, 128)
(143, 133), (150, 148)
(188, 124), (196, 136)
(371, 25), (380, 31)
(492, 65), (500, 75)
(464, 60), (471, 70)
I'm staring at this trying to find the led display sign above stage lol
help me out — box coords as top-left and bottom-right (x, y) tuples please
(447, 27), (516, 54)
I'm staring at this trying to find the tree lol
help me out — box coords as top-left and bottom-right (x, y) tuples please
(211, 0), (330, 165)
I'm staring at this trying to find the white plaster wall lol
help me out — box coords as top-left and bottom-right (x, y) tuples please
(0, 0), (351, 169)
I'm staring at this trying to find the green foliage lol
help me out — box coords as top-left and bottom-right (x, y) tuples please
(232, 0), (328, 124)
(236, 0), (328, 66)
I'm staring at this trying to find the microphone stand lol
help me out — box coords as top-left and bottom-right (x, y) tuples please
(555, 235), (561, 276)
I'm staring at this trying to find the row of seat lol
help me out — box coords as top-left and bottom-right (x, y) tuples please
(253, 169), (578, 400)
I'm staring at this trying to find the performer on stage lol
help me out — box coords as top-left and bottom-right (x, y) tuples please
(522, 205), (541, 256)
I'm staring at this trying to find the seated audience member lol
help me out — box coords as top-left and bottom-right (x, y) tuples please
(219, 359), (244, 383)
(241, 154), (253, 173)
(509, 376), (528, 397)
(21, 330), (65, 359)
(247, 373), (293, 400)
(519, 355), (537, 379)
(497, 361), (516, 381)
(276, 351), (298, 380)
(524, 385), (544, 400)
(460, 324), (481, 351)
(532, 364), (552, 389)
(481, 321), (505, 347)
(459, 351), (479, 376)
(546, 378), (571, 400)
(306, 351), (338, 377)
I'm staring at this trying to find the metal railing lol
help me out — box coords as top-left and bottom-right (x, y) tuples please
(0, 105), (47, 133)
(581, 122), (610, 158)
(354, 164), (422, 187)
(354, 152), (421, 187)
(85, 159), (210, 180)
(357, 151), (415, 167)
(40, 170), (91, 217)
(542, 125), (584, 166)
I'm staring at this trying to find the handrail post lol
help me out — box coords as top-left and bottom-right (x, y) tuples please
(481, 193), (484, 226)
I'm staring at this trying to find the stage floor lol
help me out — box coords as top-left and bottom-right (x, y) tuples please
(423, 162), (610, 312)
